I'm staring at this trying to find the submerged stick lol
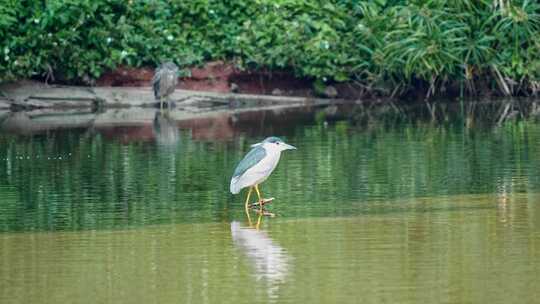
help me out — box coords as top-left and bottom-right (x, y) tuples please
(249, 197), (274, 209)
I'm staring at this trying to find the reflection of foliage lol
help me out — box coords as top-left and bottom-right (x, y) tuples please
(0, 109), (539, 232)
(349, 99), (540, 129)
(0, 131), (233, 231)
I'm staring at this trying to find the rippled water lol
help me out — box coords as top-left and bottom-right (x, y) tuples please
(1, 102), (540, 304)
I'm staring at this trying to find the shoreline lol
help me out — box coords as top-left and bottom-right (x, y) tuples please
(1, 79), (538, 139)
(0, 80), (353, 112)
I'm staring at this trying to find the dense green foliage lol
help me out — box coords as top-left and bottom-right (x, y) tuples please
(1, 0), (539, 96)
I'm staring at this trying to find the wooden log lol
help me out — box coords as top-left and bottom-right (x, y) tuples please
(1, 80), (356, 110)
(12, 98), (99, 110)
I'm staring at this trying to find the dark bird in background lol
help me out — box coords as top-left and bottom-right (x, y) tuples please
(152, 61), (179, 111)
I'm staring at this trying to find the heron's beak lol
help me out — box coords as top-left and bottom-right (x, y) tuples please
(283, 143), (296, 150)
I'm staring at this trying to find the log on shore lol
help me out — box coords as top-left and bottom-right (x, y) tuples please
(0, 81), (350, 110)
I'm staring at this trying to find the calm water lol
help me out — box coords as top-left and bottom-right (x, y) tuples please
(1, 102), (540, 304)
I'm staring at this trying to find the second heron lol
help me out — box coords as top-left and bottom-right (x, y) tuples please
(152, 61), (179, 111)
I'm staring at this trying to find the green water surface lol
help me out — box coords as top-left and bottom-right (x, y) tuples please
(1, 103), (539, 304)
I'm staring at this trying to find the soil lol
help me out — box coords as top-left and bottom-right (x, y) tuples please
(95, 61), (315, 97)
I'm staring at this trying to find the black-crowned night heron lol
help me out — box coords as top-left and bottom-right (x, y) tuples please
(152, 61), (179, 110)
(230, 137), (296, 211)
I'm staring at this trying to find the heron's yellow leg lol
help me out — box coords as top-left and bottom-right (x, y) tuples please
(255, 213), (262, 230)
(244, 187), (253, 212)
(245, 207), (262, 230)
(160, 97), (163, 112)
(245, 204), (253, 227)
(254, 184), (263, 210)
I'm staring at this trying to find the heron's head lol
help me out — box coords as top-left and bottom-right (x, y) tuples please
(161, 61), (179, 73)
(252, 137), (296, 152)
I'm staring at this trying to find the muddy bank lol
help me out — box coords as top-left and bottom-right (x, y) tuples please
(0, 75), (355, 141)
(95, 61), (317, 96)
(0, 61), (349, 112)
(0, 80), (350, 111)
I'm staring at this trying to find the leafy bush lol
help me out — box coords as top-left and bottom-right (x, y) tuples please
(1, 0), (539, 96)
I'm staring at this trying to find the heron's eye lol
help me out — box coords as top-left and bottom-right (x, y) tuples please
(276, 142), (280, 145)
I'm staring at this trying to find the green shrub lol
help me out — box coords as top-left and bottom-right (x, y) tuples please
(0, 0), (539, 96)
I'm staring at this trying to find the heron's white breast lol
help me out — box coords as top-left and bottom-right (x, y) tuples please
(250, 149), (281, 177)
(230, 144), (285, 193)
(237, 149), (281, 187)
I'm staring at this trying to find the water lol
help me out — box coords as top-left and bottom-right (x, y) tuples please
(1, 102), (540, 304)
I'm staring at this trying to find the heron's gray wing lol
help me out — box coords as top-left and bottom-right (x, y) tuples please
(232, 146), (266, 178)
(152, 69), (161, 99)
(166, 74), (178, 96)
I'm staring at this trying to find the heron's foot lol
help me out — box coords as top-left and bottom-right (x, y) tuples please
(249, 197), (274, 209)
(257, 209), (276, 217)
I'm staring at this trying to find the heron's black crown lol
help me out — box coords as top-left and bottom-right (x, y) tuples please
(262, 137), (284, 144)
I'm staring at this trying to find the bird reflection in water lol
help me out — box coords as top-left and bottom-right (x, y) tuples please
(153, 111), (180, 147)
(231, 214), (290, 300)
